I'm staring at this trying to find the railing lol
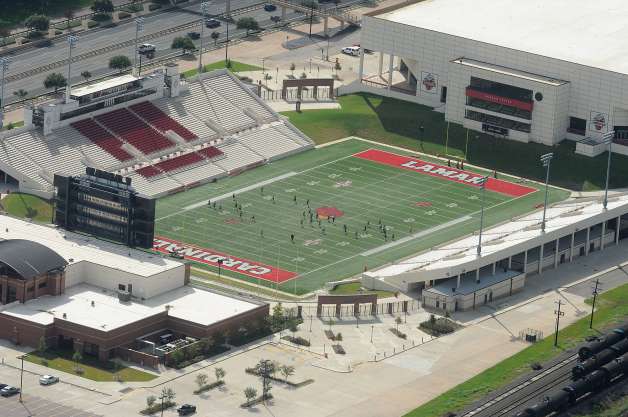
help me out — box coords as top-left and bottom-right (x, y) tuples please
(260, 87), (335, 101)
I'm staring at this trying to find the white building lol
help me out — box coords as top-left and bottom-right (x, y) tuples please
(352, 0), (628, 155)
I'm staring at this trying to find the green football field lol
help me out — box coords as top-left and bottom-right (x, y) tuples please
(155, 138), (570, 295)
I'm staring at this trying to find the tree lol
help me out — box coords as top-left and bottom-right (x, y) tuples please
(159, 386), (175, 409)
(236, 17), (260, 36)
(195, 373), (208, 389)
(0, 22), (10, 46)
(25, 14), (50, 32)
(92, 0), (115, 14)
(72, 349), (82, 372)
(214, 367), (226, 382)
(146, 395), (156, 409)
(254, 359), (274, 401)
(171, 36), (195, 54)
(395, 316), (402, 332)
(269, 302), (285, 333)
(290, 63), (296, 76)
(13, 89), (28, 101)
(301, 0), (319, 9)
(44, 72), (67, 93)
(81, 70), (92, 82)
(244, 386), (257, 407)
(210, 31), (220, 45)
(199, 336), (214, 354)
(109, 55), (132, 73)
(280, 365), (295, 383)
(169, 349), (184, 366)
(270, 15), (281, 26)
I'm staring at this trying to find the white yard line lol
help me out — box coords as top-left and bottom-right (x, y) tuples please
(360, 215), (472, 256)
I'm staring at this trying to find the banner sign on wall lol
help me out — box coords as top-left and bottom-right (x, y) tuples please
(589, 111), (609, 132)
(420, 72), (438, 94)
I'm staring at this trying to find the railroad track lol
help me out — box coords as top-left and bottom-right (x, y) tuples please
(3, 2), (266, 84)
(460, 354), (579, 417)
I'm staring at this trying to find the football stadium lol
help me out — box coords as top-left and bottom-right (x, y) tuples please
(155, 138), (569, 295)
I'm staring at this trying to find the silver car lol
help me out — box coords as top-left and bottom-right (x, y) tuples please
(39, 375), (59, 385)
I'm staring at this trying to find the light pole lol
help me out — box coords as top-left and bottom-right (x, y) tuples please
(0, 57), (9, 129)
(602, 131), (615, 210)
(19, 354), (24, 402)
(66, 35), (79, 102)
(133, 17), (145, 76)
(198, 2), (210, 74)
(224, 22), (229, 66)
(540, 153), (554, 232)
(476, 176), (489, 256)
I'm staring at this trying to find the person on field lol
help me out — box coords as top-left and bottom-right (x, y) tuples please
(291, 234), (295, 243)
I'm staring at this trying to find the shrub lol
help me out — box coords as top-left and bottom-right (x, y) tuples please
(419, 317), (459, 336)
(118, 11), (131, 19)
(92, 13), (111, 22)
(282, 335), (310, 346)
(193, 379), (224, 394)
(149, 3), (163, 11)
(390, 328), (407, 339)
(87, 20), (99, 28)
(26, 31), (44, 39)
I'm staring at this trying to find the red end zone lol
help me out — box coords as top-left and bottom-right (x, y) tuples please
(354, 149), (536, 197)
(153, 236), (297, 283)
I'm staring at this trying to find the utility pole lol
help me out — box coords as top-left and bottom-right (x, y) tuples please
(133, 18), (145, 76)
(19, 355), (24, 402)
(540, 153), (554, 232)
(198, 2), (210, 74)
(554, 299), (564, 347)
(309, 2), (314, 37)
(225, 22), (229, 66)
(66, 35), (79, 102)
(589, 279), (601, 329)
(0, 57), (9, 129)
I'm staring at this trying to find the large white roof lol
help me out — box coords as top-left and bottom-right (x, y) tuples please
(0, 214), (180, 277)
(1, 283), (261, 330)
(369, 193), (628, 280)
(378, 0), (628, 74)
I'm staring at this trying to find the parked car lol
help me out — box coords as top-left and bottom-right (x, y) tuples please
(177, 404), (197, 415)
(0, 384), (7, 390)
(138, 43), (156, 54)
(205, 18), (221, 28)
(341, 46), (360, 56)
(264, 4), (277, 11)
(0, 386), (20, 397)
(39, 375), (59, 385)
(187, 31), (200, 40)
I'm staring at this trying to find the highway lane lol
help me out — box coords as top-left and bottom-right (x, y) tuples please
(3, 0), (359, 105)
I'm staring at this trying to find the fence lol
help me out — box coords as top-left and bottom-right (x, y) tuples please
(281, 299), (421, 319)
(260, 87), (337, 101)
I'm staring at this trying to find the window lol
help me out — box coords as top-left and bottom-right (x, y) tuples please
(568, 117), (586, 135)
(118, 284), (126, 291)
(38, 281), (47, 289)
(440, 86), (447, 103)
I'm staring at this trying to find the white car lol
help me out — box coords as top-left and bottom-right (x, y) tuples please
(341, 46), (360, 56)
(138, 43), (156, 54)
(39, 375), (59, 385)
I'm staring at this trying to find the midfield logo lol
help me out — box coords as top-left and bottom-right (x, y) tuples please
(400, 160), (487, 184)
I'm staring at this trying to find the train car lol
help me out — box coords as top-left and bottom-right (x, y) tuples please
(600, 352), (628, 381)
(609, 338), (628, 355)
(573, 348), (619, 379)
(578, 328), (626, 360)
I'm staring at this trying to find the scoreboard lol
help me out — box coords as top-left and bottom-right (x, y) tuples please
(54, 168), (155, 248)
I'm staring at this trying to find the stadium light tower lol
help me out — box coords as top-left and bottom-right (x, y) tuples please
(198, 2), (210, 74)
(0, 57), (9, 129)
(540, 153), (554, 233)
(66, 35), (79, 102)
(602, 131), (615, 210)
(134, 17), (145, 76)
(476, 176), (489, 257)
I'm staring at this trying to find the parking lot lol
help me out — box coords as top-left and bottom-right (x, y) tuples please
(0, 365), (107, 417)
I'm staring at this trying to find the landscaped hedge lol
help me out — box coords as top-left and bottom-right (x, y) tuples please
(332, 344), (346, 354)
(282, 335), (310, 347)
(419, 316), (460, 336)
(193, 379), (224, 394)
(324, 330), (342, 341)
(118, 11), (131, 19)
(140, 400), (176, 415)
(170, 345), (230, 369)
(390, 328), (407, 339)
(87, 20), (99, 28)
(149, 3), (163, 11)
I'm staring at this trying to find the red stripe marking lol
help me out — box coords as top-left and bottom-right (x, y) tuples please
(153, 236), (297, 283)
(354, 149), (536, 197)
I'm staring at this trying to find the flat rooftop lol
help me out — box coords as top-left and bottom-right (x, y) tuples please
(70, 74), (139, 97)
(377, 0), (628, 74)
(0, 215), (181, 277)
(369, 193), (628, 279)
(1, 283), (262, 330)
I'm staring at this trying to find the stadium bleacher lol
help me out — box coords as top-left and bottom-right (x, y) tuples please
(129, 101), (198, 142)
(71, 119), (134, 162)
(95, 108), (174, 155)
(136, 146), (223, 178)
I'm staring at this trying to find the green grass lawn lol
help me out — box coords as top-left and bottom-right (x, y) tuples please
(156, 139), (568, 295)
(329, 282), (396, 299)
(1, 192), (53, 223)
(0, 121), (25, 131)
(0, 0), (94, 26)
(182, 60), (262, 78)
(25, 349), (157, 382)
(404, 282), (628, 417)
(284, 93), (628, 191)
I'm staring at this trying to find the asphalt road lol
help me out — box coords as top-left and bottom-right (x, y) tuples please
(2, 0), (362, 107)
